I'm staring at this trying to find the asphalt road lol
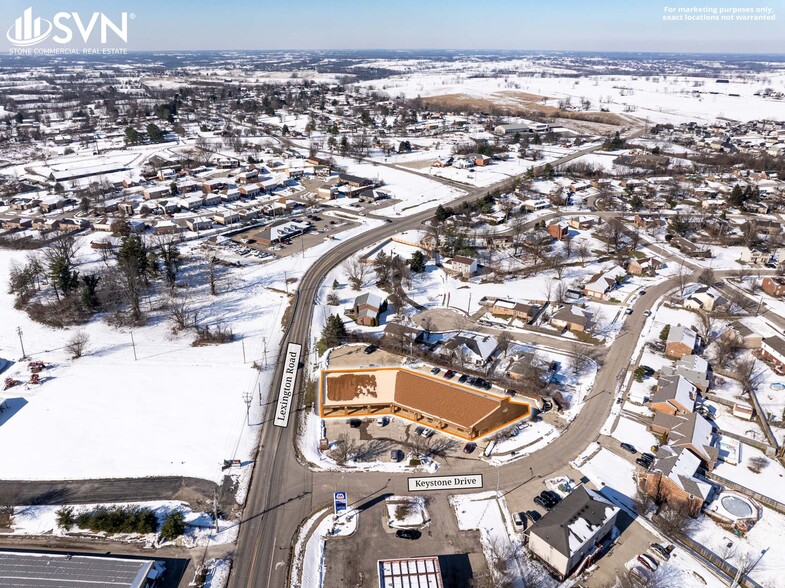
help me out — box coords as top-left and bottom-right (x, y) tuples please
(228, 137), (650, 588)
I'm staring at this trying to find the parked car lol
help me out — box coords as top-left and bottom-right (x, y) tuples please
(463, 442), (477, 454)
(525, 510), (541, 523)
(643, 310), (652, 317)
(625, 308), (633, 315)
(541, 400), (553, 412)
(415, 426), (433, 438)
(349, 419), (362, 428)
(638, 553), (658, 571)
(650, 543), (671, 561)
(641, 452), (656, 463)
(620, 442), (637, 454)
(443, 370), (456, 379)
(396, 529), (421, 540)
(430, 367), (441, 375)
(458, 374), (469, 383)
(639, 290), (647, 296)
(542, 490), (561, 504)
(635, 457), (651, 468)
(533, 495), (548, 508)
(512, 512), (526, 531)
(363, 345), (378, 355)
(390, 449), (404, 462)
(376, 416), (388, 426)
(506, 389), (518, 396)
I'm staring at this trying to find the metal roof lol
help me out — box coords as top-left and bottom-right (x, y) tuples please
(0, 551), (156, 588)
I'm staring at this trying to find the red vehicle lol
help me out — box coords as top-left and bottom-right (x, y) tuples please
(443, 370), (456, 379)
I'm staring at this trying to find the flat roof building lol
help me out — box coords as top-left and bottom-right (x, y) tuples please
(0, 551), (164, 588)
(320, 367), (530, 440)
(378, 556), (443, 588)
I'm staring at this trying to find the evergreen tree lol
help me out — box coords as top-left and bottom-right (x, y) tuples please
(160, 511), (186, 541)
(410, 251), (426, 273)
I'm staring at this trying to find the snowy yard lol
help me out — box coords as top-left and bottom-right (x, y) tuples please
(579, 448), (638, 510)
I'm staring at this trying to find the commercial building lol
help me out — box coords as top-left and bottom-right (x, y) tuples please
(378, 556), (443, 588)
(320, 367), (530, 440)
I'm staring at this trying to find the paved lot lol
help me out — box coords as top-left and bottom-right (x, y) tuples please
(322, 493), (491, 588)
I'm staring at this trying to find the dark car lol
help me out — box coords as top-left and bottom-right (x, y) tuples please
(650, 543), (671, 561)
(620, 442), (637, 454)
(533, 496), (548, 508)
(506, 389), (518, 397)
(396, 529), (421, 540)
(525, 510), (541, 523)
(541, 400), (553, 412)
(349, 419), (362, 428)
(430, 367), (441, 375)
(466, 376), (477, 386)
(636, 457), (651, 468)
(538, 492), (558, 509)
(363, 345), (378, 355)
(458, 374), (469, 383)
(463, 442), (477, 454)
(641, 452), (656, 463)
(542, 490), (561, 504)
(443, 370), (456, 379)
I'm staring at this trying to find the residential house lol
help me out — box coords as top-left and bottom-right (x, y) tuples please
(484, 298), (540, 323)
(338, 173), (373, 188)
(186, 217), (212, 232)
(660, 355), (712, 393)
(442, 333), (498, 367)
(236, 169), (259, 184)
(723, 320), (762, 349)
(568, 216), (594, 230)
(349, 292), (388, 327)
(382, 323), (426, 348)
(547, 221), (569, 241)
(526, 486), (619, 580)
(39, 196), (67, 213)
(650, 411), (718, 469)
(239, 184), (261, 198)
(583, 266), (627, 301)
(522, 198), (551, 212)
(213, 211), (240, 225)
(760, 336), (785, 371)
(627, 257), (662, 276)
(444, 256), (478, 278)
(640, 446), (715, 517)
(143, 185), (171, 200)
(740, 246), (771, 265)
(762, 276), (785, 297)
(684, 286), (726, 312)
(202, 192), (222, 207)
(152, 220), (179, 235)
(651, 376), (699, 415)
(666, 326), (699, 359)
(550, 305), (592, 332)
(221, 188), (242, 202)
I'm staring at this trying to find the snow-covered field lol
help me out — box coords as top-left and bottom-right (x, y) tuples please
(0, 219), (382, 490)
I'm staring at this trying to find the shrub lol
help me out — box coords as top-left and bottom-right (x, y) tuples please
(56, 506), (75, 529)
(160, 510), (186, 541)
(74, 506), (158, 535)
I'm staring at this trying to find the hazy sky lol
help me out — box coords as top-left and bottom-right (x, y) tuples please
(2, 0), (783, 53)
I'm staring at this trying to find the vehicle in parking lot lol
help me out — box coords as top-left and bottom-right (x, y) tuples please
(537, 492), (558, 509)
(349, 419), (362, 428)
(635, 457), (651, 468)
(376, 416), (388, 426)
(533, 495), (547, 508)
(641, 452), (655, 463)
(639, 290), (647, 295)
(396, 529), (421, 540)
(541, 400), (552, 412)
(463, 442), (476, 454)
(415, 426), (433, 438)
(363, 345), (378, 355)
(390, 449), (404, 462)
(650, 543), (671, 560)
(637, 553), (658, 571)
(443, 370), (455, 379)
(624, 308), (633, 315)
(512, 512), (525, 531)
(506, 389), (518, 396)
(430, 367), (441, 374)
(620, 442), (637, 453)
(643, 310), (652, 317)
(525, 510), (541, 523)
(542, 490), (561, 504)
(458, 374), (469, 383)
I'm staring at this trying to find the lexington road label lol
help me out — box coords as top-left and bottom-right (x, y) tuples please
(273, 342), (302, 428)
(408, 474), (483, 492)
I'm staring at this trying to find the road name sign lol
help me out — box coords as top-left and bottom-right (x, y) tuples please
(408, 474), (483, 492)
(273, 343), (302, 428)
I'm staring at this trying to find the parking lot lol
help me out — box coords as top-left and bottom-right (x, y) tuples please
(322, 493), (491, 588)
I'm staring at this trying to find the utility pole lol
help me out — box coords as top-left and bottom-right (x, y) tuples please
(262, 336), (267, 369)
(212, 489), (219, 531)
(284, 270), (288, 294)
(16, 326), (26, 360)
(130, 331), (137, 361)
(241, 337), (246, 363)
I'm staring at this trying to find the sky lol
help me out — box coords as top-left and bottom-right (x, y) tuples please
(1, 0), (783, 53)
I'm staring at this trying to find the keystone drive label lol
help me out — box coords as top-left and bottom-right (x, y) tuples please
(407, 474), (483, 492)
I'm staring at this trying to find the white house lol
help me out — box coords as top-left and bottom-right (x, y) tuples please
(444, 255), (478, 278)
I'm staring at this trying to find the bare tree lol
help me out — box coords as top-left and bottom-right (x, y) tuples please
(344, 255), (371, 290)
(329, 433), (357, 465)
(735, 356), (765, 392)
(658, 503), (690, 535)
(697, 267), (716, 286)
(575, 239), (592, 267)
(570, 341), (597, 377)
(698, 312), (716, 343)
(711, 332), (741, 369)
(65, 331), (89, 359)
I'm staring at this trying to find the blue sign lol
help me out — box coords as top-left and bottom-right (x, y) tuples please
(334, 491), (347, 515)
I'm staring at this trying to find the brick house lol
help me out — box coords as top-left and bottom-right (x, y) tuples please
(547, 221), (569, 240)
(665, 326), (698, 359)
(762, 276), (785, 297)
(639, 446), (714, 518)
(760, 336), (785, 371)
(349, 292), (388, 327)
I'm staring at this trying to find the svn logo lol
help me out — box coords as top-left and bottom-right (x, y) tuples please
(7, 7), (132, 47)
